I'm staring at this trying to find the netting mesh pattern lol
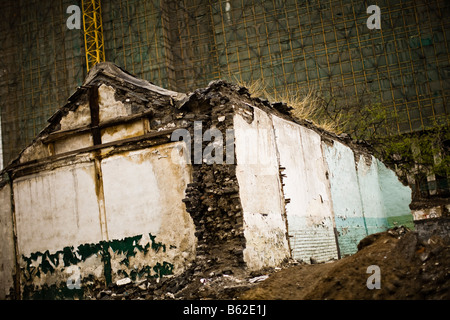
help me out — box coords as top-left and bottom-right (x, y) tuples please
(0, 0), (449, 165)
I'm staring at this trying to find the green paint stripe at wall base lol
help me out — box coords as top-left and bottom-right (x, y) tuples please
(387, 215), (415, 230)
(20, 233), (175, 299)
(337, 215), (415, 256)
(23, 283), (84, 300)
(336, 226), (368, 257)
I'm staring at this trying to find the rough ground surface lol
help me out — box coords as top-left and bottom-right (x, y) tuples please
(241, 227), (449, 300)
(87, 227), (449, 300)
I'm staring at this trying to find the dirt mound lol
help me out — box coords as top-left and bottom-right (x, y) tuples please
(240, 227), (450, 300)
(85, 227), (449, 300)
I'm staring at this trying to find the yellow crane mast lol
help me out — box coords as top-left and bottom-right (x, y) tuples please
(82, 0), (105, 72)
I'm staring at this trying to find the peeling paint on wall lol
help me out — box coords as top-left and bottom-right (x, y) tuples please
(377, 160), (413, 229)
(271, 115), (338, 263)
(10, 142), (196, 298)
(18, 140), (51, 164)
(60, 103), (91, 131)
(234, 107), (290, 270)
(356, 155), (390, 235)
(322, 141), (412, 256)
(100, 120), (145, 144)
(234, 105), (412, 262)
(13, 163), (103, 255)
(322, 140), (367, 256)
(20, 233), (174, 299)
(54, 133), (94, 155)
(98, 84), (129, 122)
(100, 143), (196, 272)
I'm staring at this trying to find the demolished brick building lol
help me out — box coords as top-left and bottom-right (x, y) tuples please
(0, 62), (413, 299)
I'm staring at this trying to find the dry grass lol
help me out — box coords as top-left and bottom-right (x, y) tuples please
(234, 78), (343, 134)
(233, 77), (268, 99)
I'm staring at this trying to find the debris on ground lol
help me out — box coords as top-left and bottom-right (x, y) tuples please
(84, 226), (449, 300)
(241, 226), (450, 300)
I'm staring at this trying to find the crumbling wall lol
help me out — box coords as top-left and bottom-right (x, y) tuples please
(232, 97), (412, 262)
(322, 140), (413, 257)
(180, 85), (248, 277)
(377, 160), (413, 229)
(12, 141), (195, 298)
(414, 217), (450, 241)
(13, 163), (102, 254)
(234, 107), (291, 270)
(322, 140), (367, 257)
(1, 74), (197, 298)
(411, 201), (450, 221)
(356, 155), (390, 235)
(100, 144), (196, 279)
(271, 115), (338, 263)
(0, 66), (415, 298)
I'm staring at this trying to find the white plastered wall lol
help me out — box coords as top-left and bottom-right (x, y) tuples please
(13, 162), (102, 255)
(10, 141), (196, 288)
(101, 143), (196, 278)
(272, 115), (338, 263)
(234, 108), (291, 270)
